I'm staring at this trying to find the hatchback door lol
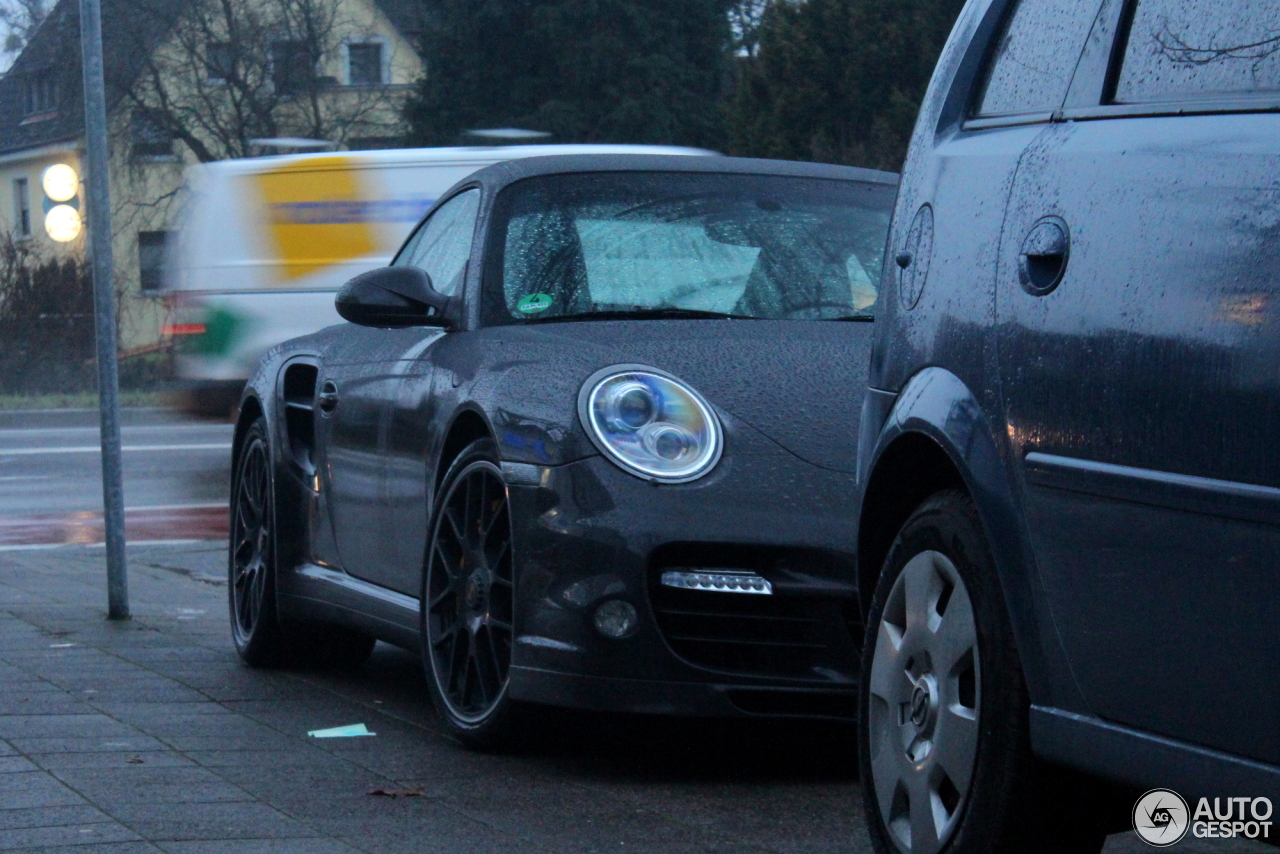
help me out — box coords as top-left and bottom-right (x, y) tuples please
(877, 0), (1103, 399)
(996, 0), (1280, 763)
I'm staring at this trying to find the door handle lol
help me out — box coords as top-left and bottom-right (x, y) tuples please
(317, 381), (339, 415)
(1018, 216), (1070, 296)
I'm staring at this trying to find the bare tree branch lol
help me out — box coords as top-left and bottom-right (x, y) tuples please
(1155, 20), (1280, 67)
(115, 0), (407, 162)
(729, 0), (773, 58)
(0, 0), (48, 57)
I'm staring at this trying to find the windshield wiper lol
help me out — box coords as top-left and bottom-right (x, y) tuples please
(522, 307), (758, 323)
(829, 314), (875, 322)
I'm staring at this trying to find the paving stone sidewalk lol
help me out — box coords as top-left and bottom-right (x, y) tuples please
(0, 543), (1268, 853)
(0, 542), (875, 854)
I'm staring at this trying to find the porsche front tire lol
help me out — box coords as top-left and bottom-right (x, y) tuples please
(421, 438), (520, 750)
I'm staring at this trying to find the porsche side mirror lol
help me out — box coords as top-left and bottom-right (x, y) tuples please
(335, 266), (454, 329)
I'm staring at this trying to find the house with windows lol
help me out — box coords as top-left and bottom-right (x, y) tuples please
(0, 0), (425, 352)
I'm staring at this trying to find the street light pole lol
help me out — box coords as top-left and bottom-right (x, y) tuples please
(79, 0), (128, 619)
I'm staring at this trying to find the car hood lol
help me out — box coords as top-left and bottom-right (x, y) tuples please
(477, 319), (873, 473)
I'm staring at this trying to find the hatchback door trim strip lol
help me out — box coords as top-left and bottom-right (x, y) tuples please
(1024, 452), (1280, 526)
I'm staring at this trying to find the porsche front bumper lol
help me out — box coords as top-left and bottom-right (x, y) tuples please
(503, 450), (863, 720)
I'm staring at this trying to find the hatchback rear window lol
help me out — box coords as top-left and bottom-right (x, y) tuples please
(976, 0), (1099, 117)
(485, 171), (894, 324)
(1115, 0), (1280, 103)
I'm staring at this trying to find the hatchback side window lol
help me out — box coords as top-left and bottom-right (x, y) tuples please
(1115, 0), (1280, 103)
(395, 189), (480, 296)
(976, 0), (1100, 117)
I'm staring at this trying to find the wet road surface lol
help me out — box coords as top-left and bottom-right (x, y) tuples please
(0, 409), (231, 548)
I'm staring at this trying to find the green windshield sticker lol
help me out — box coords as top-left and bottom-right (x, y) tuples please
(517, 293), (554, 314)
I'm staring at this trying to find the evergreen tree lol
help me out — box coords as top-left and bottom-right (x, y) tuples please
(726, 0), (965, 171)
(406, 0), (733, 148)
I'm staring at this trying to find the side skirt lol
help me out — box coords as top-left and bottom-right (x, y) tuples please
(277, 563), (421, 652)
(1031, 705), (1280, 798)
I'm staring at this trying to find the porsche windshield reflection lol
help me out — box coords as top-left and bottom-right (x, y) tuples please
(488, 171), (893, 324)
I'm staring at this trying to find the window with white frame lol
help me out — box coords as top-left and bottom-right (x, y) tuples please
(346, 40), (385, 86)
(271, 40), (316, 95)
(138, 231), (171, 291)
(13, 178), (30, 238)
(24, 76), (58, 115)
(132, 111), (175, 159)
(206, 41), (233, 84)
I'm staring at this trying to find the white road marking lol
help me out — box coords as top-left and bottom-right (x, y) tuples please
(0, 424), (230, 435)
(0, 443), (231, 456)
(0, 538), (220, 552)
(0, 407), (171, 416)
(1, 503), (229, 512)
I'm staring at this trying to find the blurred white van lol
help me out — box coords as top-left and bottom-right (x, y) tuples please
(166, 144), (713, 415)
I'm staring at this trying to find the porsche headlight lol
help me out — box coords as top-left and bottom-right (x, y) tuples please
(580, 367), (722, 482)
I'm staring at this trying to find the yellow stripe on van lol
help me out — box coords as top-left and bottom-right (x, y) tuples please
(255, 156), (377, 280)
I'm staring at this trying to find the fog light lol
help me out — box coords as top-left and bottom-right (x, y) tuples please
(660, 570), (772, 595)
(593, 599), (637, 638)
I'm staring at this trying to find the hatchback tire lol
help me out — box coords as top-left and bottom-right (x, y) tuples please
(859, 490), (1106, 854)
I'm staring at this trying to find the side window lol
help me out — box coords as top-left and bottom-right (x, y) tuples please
(138, 231), (170, 291)
(395, 189), (480, 297)
(976, 0), (1101, 116)
(13, 178), (29, 238)
(1115, 0), (1280, 103)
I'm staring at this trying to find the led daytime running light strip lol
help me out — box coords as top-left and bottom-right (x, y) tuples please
(660, 570), (772, 595)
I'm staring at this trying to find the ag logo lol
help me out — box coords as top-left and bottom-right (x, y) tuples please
(1134, 789), (1190, 846)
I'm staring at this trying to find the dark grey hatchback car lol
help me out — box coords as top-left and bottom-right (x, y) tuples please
(855, 0), (1280, 852)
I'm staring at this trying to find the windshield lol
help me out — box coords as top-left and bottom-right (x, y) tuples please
(484, 171), (894, 325)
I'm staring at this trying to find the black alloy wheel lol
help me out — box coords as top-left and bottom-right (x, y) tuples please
(229, 416), (285, 665)
(422, 438), (518, 748)
(859, 490), (1108, 854)
(230, 415), (376, 670)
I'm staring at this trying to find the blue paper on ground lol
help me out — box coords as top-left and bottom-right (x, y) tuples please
(308, 723), (376, 738)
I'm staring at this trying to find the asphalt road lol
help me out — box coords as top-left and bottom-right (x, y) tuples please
(0, 408), (232, 547)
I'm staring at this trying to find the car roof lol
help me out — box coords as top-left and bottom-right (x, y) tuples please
(194, 144), (716, 176)
(464, 154), (900, 190)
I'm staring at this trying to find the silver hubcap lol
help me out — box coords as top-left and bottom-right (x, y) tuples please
(868, 550), (980, 854)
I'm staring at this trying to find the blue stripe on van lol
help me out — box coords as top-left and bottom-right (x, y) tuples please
(269, 198), (437, 224)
